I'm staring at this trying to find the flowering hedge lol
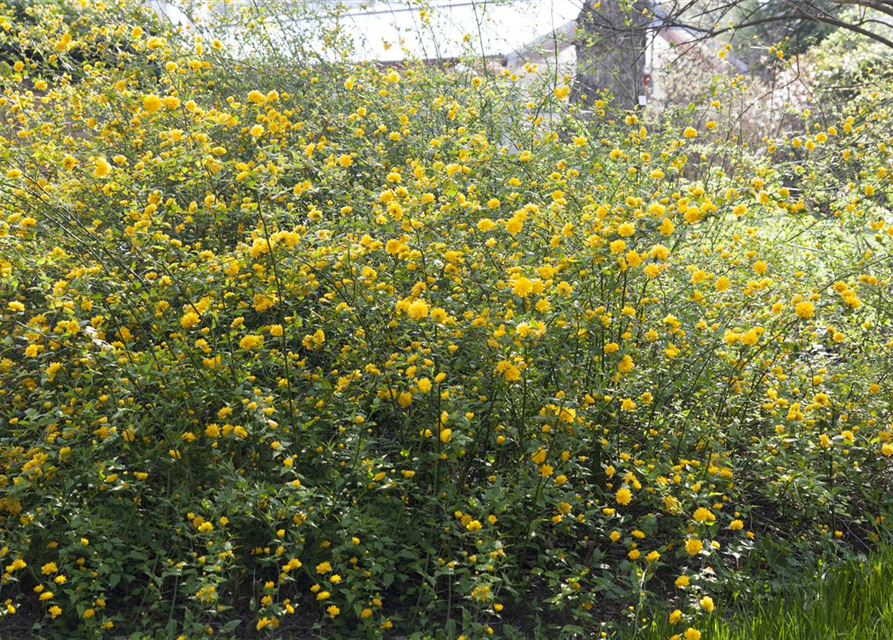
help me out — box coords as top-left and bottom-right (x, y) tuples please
(1, 2), (893, 639)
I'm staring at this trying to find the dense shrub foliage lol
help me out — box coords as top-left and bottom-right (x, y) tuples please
(1, 2), (893, 638)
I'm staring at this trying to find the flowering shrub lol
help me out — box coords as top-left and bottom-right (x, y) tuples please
(1, 2), (893, 638)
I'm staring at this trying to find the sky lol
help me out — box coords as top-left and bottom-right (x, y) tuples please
(328, 0), (584, 62)
(149, 0), (586, 62)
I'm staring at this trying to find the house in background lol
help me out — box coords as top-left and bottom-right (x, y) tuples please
(149, 0), (745, 110)
(506, 0), (748, 110)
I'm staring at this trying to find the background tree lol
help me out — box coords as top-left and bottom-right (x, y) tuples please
(570, 0), (893, 111)
(572, 0), (651, 111)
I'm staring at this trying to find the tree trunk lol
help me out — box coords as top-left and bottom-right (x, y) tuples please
(572, 0), (650, 111)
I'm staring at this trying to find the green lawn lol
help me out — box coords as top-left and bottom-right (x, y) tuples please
(613, 549), (893, 640)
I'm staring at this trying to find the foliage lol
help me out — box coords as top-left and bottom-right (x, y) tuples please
(1, 1), (893, 639)
(612, 546), (893, 640)
(719, 0), (837, 59)
(806, 14), (893, 98)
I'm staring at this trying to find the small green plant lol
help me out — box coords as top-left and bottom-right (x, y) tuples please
(613, 547), (893, 640)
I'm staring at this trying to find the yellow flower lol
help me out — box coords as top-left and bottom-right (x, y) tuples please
(684, 628), (701, 640)
(253, 294), (275, 312)
(615, 487), (632, 506)
(685, 538), (704, 556)
(142, 94), (163, 113)
(495, 361), (521, 381)
(650, 244), (670, 261)
(302, 329), (326, 349)
(794, 301), (814, 319)
(239, 334), (263, 349)
(407, 299), (429, 320)
(505, 215), (524, 234)
(617, 354), (634, 373)
(643, 264), (661, 278)
(512, 277), (534, 298)
(94, 157), (110, 178)
(180, 312), (200, 329)
(693, 507), (715, 523)
(617, 222), (635, 237)
(699, 595), (714, 613)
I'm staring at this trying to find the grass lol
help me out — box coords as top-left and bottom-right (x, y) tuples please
(612, 549), (893, 640)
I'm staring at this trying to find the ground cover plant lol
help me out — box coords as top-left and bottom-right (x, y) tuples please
(1, 1), (893, 638)
(611, 548), (893, 640)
